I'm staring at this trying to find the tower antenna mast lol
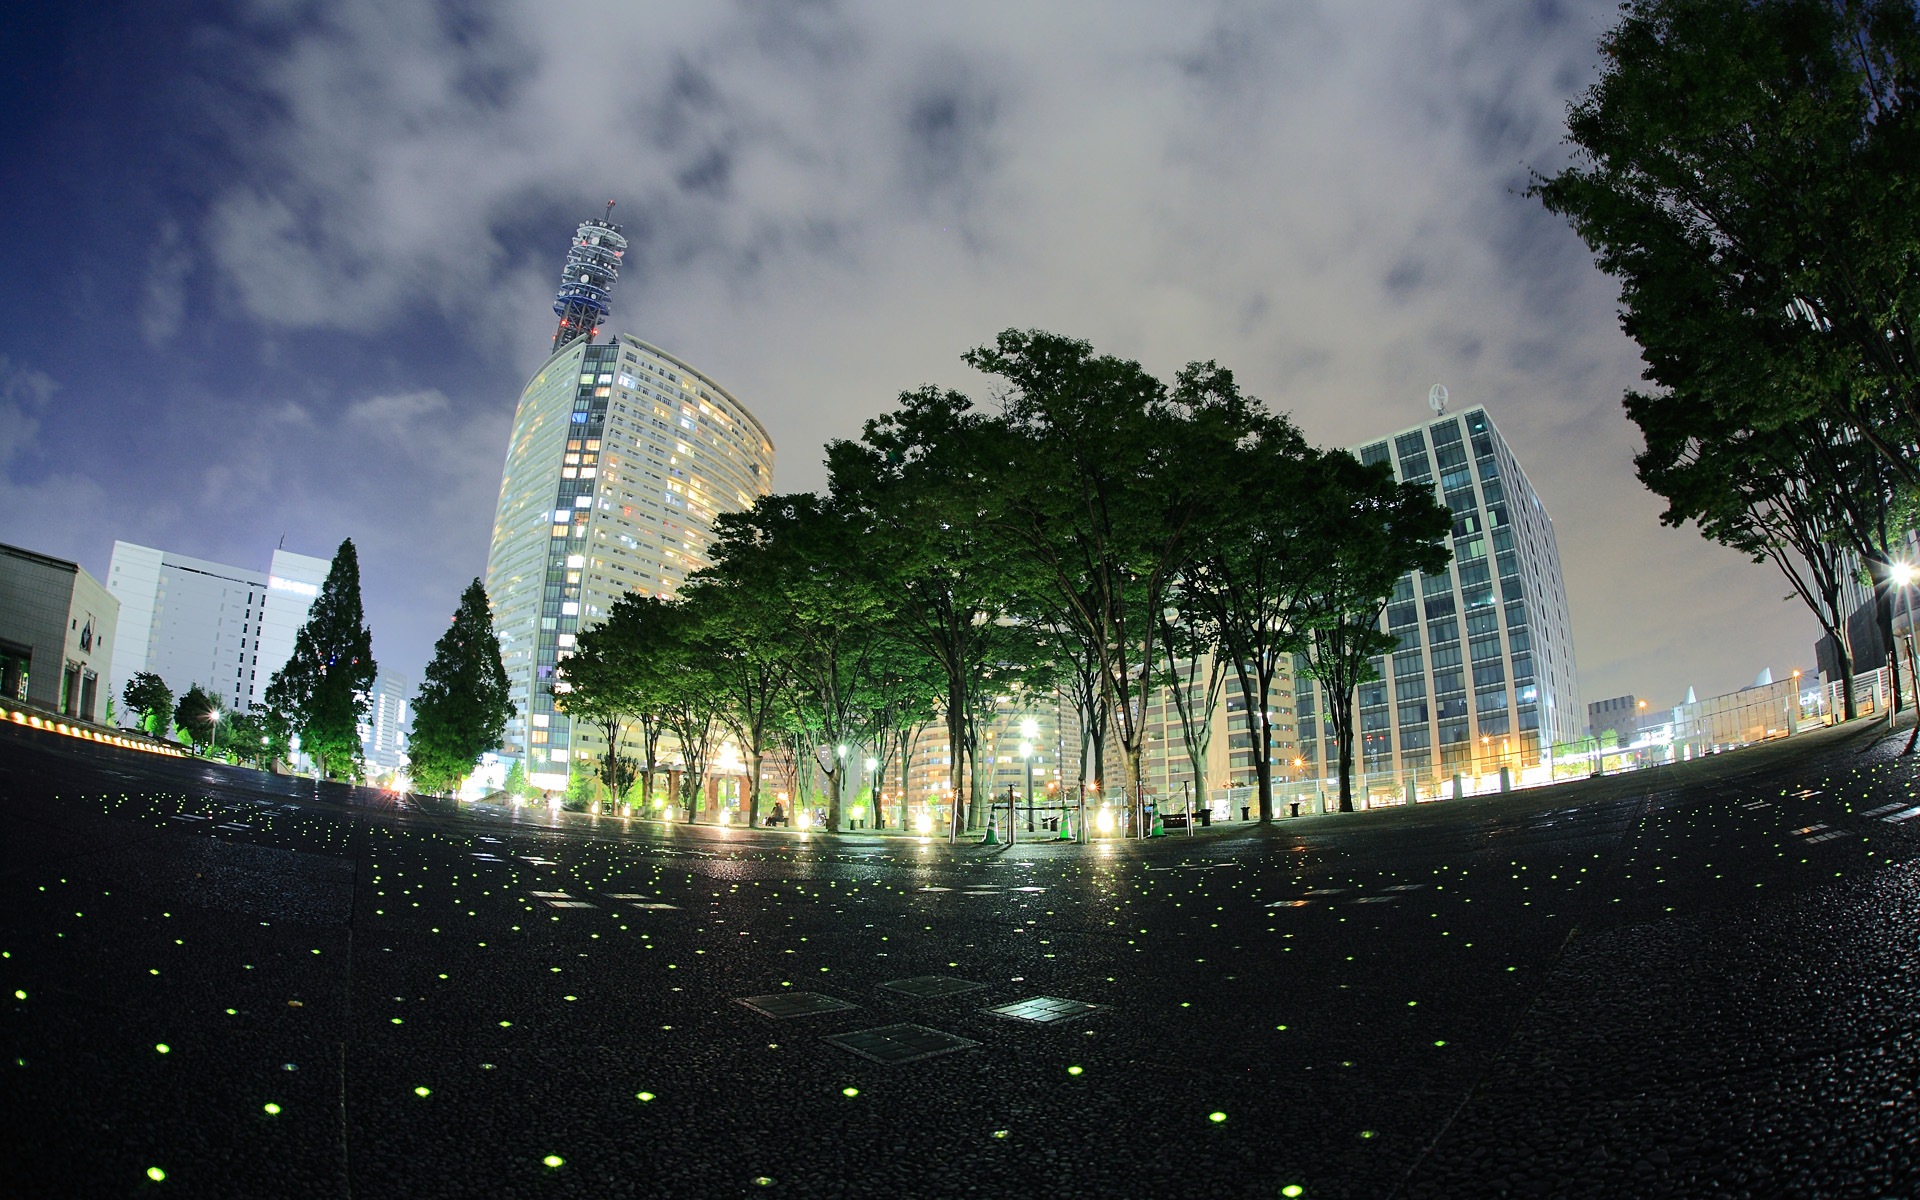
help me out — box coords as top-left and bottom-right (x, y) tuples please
(551, 202), (628, 353)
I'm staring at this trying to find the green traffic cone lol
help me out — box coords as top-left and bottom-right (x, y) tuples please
(1057, 814), (1072, 840)
(981, 821), (999, 845)
(1150, 813), (1165, 837)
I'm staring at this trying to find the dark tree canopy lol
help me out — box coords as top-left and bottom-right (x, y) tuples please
(173, 684), (221, 752)
(263, 539), (377, 780)
(122, 671), (172, 737)
(1532, 0), (1920, 480)
(532, 328), (1469, 832)
(408, 579), (511, 795)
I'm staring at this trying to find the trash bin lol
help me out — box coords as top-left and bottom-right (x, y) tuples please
(1289, 801), (1300, 818)
(1240, 805), (1250, 821)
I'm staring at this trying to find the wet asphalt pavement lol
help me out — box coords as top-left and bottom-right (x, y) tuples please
(3, 717), (1918, 1199)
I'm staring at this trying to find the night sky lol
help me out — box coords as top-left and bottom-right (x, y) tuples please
(0, 0), (1817, 712)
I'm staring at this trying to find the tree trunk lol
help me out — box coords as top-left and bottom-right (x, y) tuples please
(746, 746), (764, 827)
(1334, 705), (1356, 813)
(1834, 629), (1857, 722)
(897, 726), (917, 830)
(946, 686), (967, 843)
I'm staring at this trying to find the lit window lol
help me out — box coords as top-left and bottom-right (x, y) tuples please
(561, 601), (580, 616)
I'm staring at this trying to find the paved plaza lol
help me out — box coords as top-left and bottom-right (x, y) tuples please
(3, 718), (1918, 1198)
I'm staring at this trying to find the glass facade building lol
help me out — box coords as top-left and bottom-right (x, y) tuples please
(1296, 406), (1580, 801)
(485, 333), (774, 787)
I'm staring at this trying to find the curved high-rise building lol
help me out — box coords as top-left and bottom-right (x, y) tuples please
(486, 215), (775, 787)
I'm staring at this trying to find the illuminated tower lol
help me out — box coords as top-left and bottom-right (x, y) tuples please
(487, 215), (775, 788)
(551, 203), (627, 352)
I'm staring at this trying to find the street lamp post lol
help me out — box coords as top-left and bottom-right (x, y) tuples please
(835, 743), (848, 832)
(1019, 717), (1039, 832)
(1018, 739), (1034, 834)
(864, 756), (879, 829)
(1893, 562), (1919, 751)
(206, 708), (221, 757)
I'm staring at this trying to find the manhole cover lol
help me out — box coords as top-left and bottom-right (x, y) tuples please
(878, 976), (986, 1000)
(985, 996), (1107, 1024)
(737, 992), (859, 1019)
(825, 1023), (979, 1065)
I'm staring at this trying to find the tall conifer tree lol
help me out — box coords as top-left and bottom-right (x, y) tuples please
(408, 579), (512, 795)
(264, 539), (376, 780)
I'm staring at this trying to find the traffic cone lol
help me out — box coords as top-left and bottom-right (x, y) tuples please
(981, 821), (999, 845)
(1057, 814), (1072, 840)
(1150, 813), (1165, 837)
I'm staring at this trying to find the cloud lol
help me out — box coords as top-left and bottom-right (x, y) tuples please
(136, 0), (1820, 705)
(0, 356), (58, 465)
(345, 388), (452, 440)
(0, 356), (116, 564)
(141, 218), (192, 346)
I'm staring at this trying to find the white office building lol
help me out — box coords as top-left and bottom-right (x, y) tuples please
(107, 542), (331, 717)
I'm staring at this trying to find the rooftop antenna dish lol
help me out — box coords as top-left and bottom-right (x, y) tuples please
(1428, 384), (1449, 416)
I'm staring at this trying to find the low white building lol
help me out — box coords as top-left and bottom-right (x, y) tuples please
(107, 541), (330, 717)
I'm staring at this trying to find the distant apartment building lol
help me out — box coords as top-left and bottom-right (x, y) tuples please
(1132, 658), (1305, 816)
(106, 542), (330, 718)
(873, 692), (1077, 831)
(0, 541), (118, 721)
(1295, 404), (1582, 802)
(360, 670), (411, 777)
